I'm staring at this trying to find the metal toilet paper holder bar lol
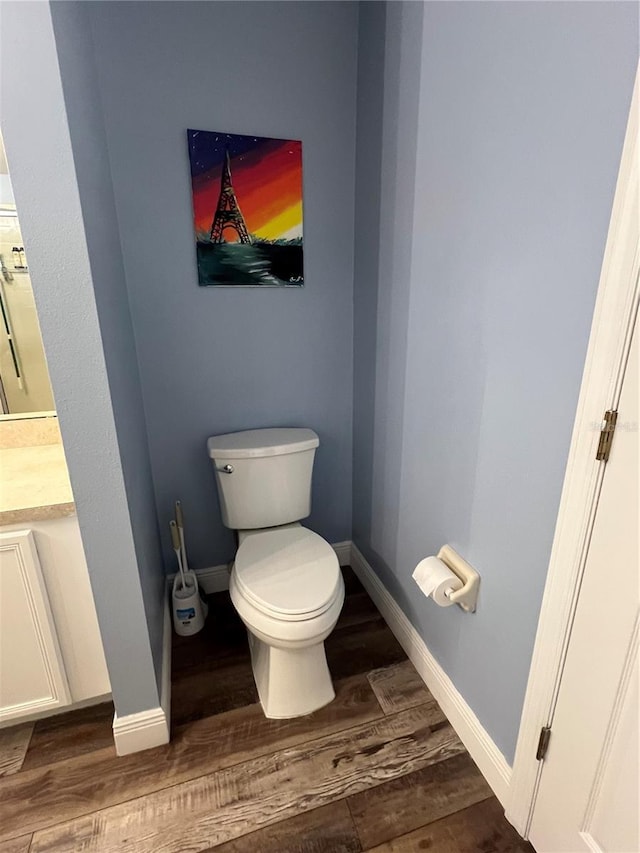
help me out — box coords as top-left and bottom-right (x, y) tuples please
(437, 545), (480, 613)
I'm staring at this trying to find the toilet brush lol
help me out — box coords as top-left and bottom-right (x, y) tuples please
(170, 520), (187, 589)
(174, 501), (188, 572)
(175, 501), (209, 619)
(175, 501), (208, 618)
(170, 518), (205, 636)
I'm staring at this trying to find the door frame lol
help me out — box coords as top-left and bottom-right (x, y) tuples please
(506, 65), (640, 836)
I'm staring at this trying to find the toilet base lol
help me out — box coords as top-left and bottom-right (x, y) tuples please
(247, 631), (335, 719)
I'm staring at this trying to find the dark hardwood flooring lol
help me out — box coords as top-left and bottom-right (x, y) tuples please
(0, 567), (533, 852)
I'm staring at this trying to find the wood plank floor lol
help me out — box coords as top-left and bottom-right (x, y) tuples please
(0, 567), (533, 852)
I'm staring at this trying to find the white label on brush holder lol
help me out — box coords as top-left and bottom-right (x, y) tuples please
(177, 607), (196, 620)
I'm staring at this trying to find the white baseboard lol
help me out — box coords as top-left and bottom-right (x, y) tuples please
(332, 540), (353, 567)
(350, 541), (512, 807)
(112, 598), (172, 756)
(190, 563), (231, 594)
(169, 540), (354, 596)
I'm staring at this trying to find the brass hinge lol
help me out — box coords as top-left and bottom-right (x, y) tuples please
(596, 410), (618, 462)
(536, 726), (551, 761)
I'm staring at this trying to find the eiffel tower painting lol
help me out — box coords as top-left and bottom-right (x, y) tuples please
(187, 129), (304, 287)
(209, 149), (251, 244)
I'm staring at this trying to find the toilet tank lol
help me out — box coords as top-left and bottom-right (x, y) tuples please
(207, 428), (319, 530)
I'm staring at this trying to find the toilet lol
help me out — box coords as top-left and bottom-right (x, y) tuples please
(207, 428), (344, 718)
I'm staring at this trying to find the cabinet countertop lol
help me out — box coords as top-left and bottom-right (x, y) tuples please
(0, 443), (75, 525)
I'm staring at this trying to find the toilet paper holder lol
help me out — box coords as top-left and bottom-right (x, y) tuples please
(437, 545), (480, 613)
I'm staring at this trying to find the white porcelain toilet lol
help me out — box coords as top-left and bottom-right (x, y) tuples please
(207, 428), (344, 718)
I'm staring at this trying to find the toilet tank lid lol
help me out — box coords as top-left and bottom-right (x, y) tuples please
(207, 428), (319, 460)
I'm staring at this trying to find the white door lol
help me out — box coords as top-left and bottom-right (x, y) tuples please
(529, 316), (639, 852)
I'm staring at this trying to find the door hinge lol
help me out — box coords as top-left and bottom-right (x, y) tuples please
(596, 410), (618, 462)
(536, 726), (551, 761)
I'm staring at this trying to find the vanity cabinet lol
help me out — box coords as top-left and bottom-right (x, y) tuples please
(0, 529), (70, 722)
(0, 517), (110, 724)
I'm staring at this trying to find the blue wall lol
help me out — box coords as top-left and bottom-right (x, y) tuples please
(50, 1), (167, 703)
(1, 1), (165, 716)
(353, 0), (638, 761)
(85, 1), (358, 571)
(5, 0), (636, 757)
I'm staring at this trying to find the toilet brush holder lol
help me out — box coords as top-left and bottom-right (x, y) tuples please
(172, 571), (205, 636)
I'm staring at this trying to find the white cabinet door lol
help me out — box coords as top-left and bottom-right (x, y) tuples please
(529, 321), (639, 852)
(0, 529), (70, 723)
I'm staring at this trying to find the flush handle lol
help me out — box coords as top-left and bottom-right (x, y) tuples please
(220, 464), (234, 474)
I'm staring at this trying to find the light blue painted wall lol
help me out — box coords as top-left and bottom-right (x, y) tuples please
(50, 1), (166, 698)
(1, 2), (165, 715)
(85, 1), (358, 572)
(354, 1), (423, 576)
(4, 0), (634, 752)
(353, 0), (638, 762)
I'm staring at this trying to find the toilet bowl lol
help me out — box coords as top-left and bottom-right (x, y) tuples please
(207, 427), (344, 719)
(229, 524), (344, 718)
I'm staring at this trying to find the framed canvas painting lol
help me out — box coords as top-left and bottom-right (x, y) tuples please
(187, 129), (304, 287)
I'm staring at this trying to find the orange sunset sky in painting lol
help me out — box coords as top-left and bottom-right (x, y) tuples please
(187, 130), (303, 242)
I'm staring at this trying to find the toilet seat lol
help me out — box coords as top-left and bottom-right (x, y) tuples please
(234, 525), (341, 622)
